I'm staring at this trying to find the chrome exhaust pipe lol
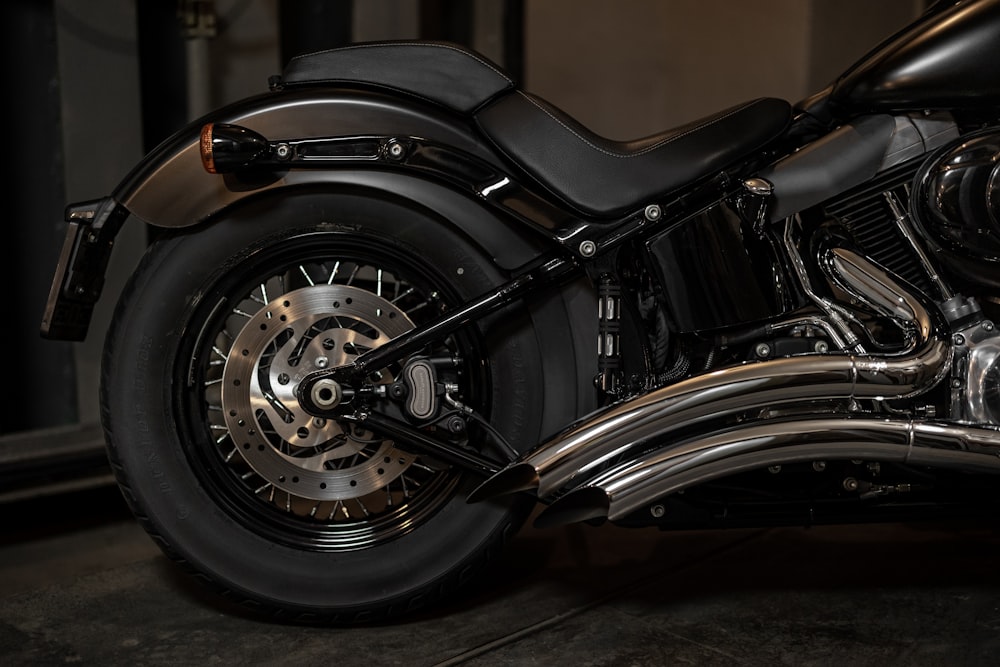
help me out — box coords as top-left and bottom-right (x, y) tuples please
(468, 247), (950, 503)
(534, 417), (1000, 526)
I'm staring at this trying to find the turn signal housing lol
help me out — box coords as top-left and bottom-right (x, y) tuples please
(200, 123), (271, 174)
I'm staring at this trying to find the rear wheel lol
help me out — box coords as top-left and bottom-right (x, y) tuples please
(101, 191), (549, 622)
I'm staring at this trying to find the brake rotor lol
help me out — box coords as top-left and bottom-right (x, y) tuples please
(221, 284), (417, 501)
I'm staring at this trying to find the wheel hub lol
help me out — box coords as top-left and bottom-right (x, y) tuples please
(221, 284), (417, 501)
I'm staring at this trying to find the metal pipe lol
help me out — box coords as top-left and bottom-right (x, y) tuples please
(534, 417), (1000, 526)
(468, 247), (951, 503)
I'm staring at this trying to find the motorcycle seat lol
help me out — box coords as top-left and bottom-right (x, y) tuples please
(280, 41), (515, 114)
(476, 92), (792, 217)
(280, 40), (792, 218)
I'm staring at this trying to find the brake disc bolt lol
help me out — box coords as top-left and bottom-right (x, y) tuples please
(316, 356), (329, 369)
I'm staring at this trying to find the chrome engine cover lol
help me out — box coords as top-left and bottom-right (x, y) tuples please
(950, 311), (1000, 425)
(914, 129), (1000, 266)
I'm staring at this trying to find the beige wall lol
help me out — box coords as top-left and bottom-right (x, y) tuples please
(524, 0), (922, 139)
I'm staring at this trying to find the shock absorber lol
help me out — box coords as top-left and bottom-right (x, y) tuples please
(596, 274), (622, 395)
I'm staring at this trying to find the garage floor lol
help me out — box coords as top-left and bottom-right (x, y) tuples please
(3, 486), (1000, 666)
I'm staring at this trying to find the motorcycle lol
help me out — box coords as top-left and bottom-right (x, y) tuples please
(40, 0), (1000, 624)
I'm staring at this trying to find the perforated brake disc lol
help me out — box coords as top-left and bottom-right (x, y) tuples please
(221, 284), (418, 501)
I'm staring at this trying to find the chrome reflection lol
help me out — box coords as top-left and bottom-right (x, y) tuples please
(469, 247), (950, 504)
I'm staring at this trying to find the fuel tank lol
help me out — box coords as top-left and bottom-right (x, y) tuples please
(830, 0), (1000, 113)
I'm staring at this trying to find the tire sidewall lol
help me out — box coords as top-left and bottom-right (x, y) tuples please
(102, 190), (541, 619)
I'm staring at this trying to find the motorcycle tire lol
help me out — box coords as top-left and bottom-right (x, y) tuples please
(101, 189), (550, 623)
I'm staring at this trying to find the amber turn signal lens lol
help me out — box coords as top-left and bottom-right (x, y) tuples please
(200, 123), (217, 174)
(198, 123), (271, 174)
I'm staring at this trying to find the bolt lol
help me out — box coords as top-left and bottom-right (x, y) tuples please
(275, 143), (291, 160)
(446, 416), (466, 434)
(812, 460), (827, 472)
(387, 142), (405, 159)
(953, 334), (966, 346)
(984, 321), (995, 332)
(768, 465), (782, 474)
(315, 356), (329, 369)
(743, 177), (773, 196)
(650, 504), (666, 518)
(843, 477), (859, 492)
(951, 378), (963, 388)
(755, 343), (772, 358)
(579, 240), (597, 257)
(814, 340), (829, 354)
(312, 418), (327, 428)
(644, 204), (662, 222)
(312, 379), (342, 408)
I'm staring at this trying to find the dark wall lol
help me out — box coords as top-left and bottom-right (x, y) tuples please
(3, 0), (78, 433)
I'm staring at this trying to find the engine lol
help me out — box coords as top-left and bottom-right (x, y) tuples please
(821, 128), (1000, 427)
(911, 128), (1000, 288)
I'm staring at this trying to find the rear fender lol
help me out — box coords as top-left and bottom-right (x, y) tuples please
(43, 88), (561, 340)
(117, 87), (549, 266)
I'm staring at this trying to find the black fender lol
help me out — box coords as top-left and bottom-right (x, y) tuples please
(118, 87), (550, 267)
(44, 87), (560, 340)
(42, 85), (599, 425)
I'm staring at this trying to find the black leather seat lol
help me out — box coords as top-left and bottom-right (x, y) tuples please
(281, 41), (792, 218)
(476, 92), (792, 217)
(281, 41), (515, 113)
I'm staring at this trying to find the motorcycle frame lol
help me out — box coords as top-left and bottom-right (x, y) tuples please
(42, 84), (766, 368)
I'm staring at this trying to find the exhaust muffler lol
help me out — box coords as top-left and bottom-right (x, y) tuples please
(468, 247), (951, 504)
(533, 417), (1000, 526)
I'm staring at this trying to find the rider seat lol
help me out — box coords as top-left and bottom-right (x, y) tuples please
(280, 41), (792, 217)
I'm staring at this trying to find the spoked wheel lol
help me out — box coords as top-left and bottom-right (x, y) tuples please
(206, 264), (462, 550)
(101, 192), (550, 623)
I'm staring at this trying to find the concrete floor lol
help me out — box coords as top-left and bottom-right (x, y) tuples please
(3, 486), (1000, 665)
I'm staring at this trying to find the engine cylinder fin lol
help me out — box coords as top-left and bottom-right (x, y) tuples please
(823, 159), (933, 295)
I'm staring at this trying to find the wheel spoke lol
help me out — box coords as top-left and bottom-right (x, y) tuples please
(195, 249), (467, 550)
(298, 264), (315, 286)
